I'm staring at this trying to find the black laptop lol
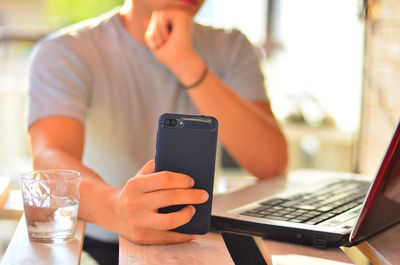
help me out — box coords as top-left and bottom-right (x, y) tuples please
(211, 120), (400, 248)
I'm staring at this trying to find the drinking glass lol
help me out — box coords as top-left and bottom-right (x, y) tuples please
(19, 170), (81, 243)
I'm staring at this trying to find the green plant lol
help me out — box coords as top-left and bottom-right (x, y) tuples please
(47, 0), (123, 25)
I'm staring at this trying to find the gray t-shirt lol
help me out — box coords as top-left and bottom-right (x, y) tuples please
(28, 10), (267, 242)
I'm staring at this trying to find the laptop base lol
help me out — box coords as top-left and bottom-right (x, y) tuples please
(211, 216), (351, 248)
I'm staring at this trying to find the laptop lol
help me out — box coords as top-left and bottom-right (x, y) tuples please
(211, 119), (400, 248)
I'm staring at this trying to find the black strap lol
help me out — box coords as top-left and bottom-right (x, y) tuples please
(221, 232), (269, 265)
(183, 67), (208, 89)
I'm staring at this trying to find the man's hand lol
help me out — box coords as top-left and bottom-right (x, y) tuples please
(144, 9), (205, 86)
(145, 10), (193, 64)
(112, 160), (209, 244)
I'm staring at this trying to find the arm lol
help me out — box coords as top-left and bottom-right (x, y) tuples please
(145, 11), (288, 179)
(29, 117), (119, 232)
(189, 85), (287, 179)
(29, 116), (208, 244)
(28, 37), (209, 244)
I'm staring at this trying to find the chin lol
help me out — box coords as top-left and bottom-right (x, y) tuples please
(171, 0), (204, 15)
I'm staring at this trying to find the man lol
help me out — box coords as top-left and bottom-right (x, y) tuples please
(28, 0), (287, 263)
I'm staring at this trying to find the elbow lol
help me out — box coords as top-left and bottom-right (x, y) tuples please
(256, 152), (288, 180)
(31, 148), (49, 170)
(255, 136), (289, 180)
(31, 147), (62, 170)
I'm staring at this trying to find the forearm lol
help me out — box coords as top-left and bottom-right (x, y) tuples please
(171, 55), (287, 179)
(191, 73), (287, 178)
(32, 148), (120, 233)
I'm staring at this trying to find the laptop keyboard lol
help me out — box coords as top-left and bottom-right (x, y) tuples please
(239, 180), (370, 225)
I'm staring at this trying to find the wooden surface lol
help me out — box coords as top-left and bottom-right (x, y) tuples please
(119, 221), (400, 265)
(4, 174), (397, 264)
(0, 190), (24, 219)
(119, 174), (400, 265)
(353, 223), (400, 265)
(0, 177), (10, 209)
(1, 216), (85, 265)
(119, 231), (352, 265)
(263, 239), (352, 265)
(119, 232), (234, 265)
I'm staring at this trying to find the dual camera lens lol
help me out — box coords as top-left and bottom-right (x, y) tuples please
(164, 119), (178, 127)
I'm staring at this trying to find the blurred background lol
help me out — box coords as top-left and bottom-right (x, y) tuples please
(0, 0), (365, 175)
(1, 0), (400, 261)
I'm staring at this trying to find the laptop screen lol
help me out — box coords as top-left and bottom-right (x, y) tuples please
(350, 120), (400, 243)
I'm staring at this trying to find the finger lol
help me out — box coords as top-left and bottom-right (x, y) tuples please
(145, 11), (165, 49)
(155, 12), (170, 43)
(144, 13), (158, 49)
(162, 10), (192, 35)
(137, 160), (155, 175)
(148, 188), (209, 209)
(150, 12), (162, 48)
(129, 228), (196, 245)
(133, 171), (195, 193)
(147, 205), (196, 230)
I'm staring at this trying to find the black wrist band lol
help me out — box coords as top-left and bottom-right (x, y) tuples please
(183, 67), (208, 90)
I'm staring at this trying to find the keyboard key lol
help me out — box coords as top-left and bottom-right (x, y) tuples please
(331, 206), (348, 214)
(259, 198), (287, 206)
(292, 209), (307, 214)
(259, 211), (273, 215)
(268, 212), (284, 217)
(288, 219), (304, 223)
(319, 213), (335, 219)
(281, 200), (302, 207)
(318, 204), (337, 212)
(253, 206), (270, 211)
(296, 205), (317, 211)
(240, 212), (264, 218)
(295, 215), (313, 221)
(283, 214), (297, 219)
(264, 216), (290, 221)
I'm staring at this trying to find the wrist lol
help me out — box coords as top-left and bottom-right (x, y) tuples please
(98, 185), (121, 233)
(167, 53), (206, 86)
(110, 187), (123, 225)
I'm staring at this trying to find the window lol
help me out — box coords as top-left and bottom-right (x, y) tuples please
(197, 0), (364, 132)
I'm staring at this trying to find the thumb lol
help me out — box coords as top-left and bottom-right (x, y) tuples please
(138, 160), (155, 175)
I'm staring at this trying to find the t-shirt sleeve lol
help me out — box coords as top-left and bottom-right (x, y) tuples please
(221, 30), (268, 102)
(27, 37), (92, 128)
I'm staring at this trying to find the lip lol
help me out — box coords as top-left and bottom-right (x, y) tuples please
(177, 0), (197, 6)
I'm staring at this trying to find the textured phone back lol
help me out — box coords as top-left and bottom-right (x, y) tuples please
(155, 113), (218, 234)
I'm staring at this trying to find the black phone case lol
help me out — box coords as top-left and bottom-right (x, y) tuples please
(155, 113), (218, 234)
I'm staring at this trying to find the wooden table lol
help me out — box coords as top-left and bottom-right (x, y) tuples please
(0, 189), (24, 219)
(342, 224), (400, 265)
(3, 175), (399, 264)
(119, 175), (400, 265)
(1, 216), (85, 265)
(0, 177), (10, 209)
(119, 232), (235, 265)
(119, 232), (357, 265)
(118, 216), (400, 265)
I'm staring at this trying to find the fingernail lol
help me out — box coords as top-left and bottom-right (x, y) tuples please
(190, 178), (195, 187)
(190, 205), (196, 214)
(201, 192), (209, 201)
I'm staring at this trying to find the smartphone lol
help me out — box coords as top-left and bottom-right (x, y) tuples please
(155, 113), (218, 234)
